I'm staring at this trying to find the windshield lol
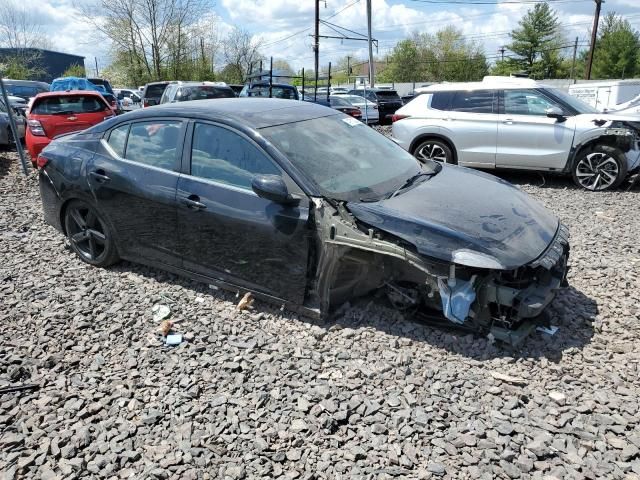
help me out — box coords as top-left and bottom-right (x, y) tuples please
(145, 83), (169, 98)
(545, 87), (598, 114)
(260, 114), (437, 201)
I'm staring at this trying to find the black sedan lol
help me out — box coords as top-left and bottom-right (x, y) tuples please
(37, 98), (569, 344)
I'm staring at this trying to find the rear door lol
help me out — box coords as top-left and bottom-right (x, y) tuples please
(496, 89), (575, 170)
(439, 89), (498, 167)
(87, 119), (185, 266)
(176, 121), (311, 303)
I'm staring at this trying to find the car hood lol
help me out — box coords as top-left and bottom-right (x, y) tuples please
(579, 113), (640, 123)
(347, 166), (559, 270)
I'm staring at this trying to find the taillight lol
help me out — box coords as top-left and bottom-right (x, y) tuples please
(143, 99), (149, 108)
(391, 114), (410, 123)
(28, 119), (46, 136)
(36, 155), (49, 169)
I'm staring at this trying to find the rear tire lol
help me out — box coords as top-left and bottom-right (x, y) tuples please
(571, 145), (627, 191)
(413, 139), (456, 165)
(64, 200), (119, 267)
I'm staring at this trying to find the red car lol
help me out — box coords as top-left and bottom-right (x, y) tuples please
(26, 91), (114, 164)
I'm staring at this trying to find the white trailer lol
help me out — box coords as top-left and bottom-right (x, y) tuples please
(568, 80), (640, 112)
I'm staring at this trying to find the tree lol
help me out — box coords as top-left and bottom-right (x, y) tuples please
(62, 64), (86, 77)
(221, 27), (263, 83)
(592, 12), (640, 79)
(0, 0), (53, 50)
(378, 27), (487, 83)
(507, 3), (565, 78)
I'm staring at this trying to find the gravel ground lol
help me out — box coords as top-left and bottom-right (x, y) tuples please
(1, 146), (640, 480)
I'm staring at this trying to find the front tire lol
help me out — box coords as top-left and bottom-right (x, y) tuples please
(571, 145), (627, 191)
(413, 139), (455, 165)
(64, 200), (119, 267)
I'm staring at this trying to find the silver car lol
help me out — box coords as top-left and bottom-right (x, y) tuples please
(392, 76), (640, 191)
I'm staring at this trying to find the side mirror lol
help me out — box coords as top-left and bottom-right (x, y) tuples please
(546, 107), (566, 122)
(251, 175), (299, 205)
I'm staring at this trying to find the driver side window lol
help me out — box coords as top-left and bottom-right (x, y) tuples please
(190, 123), (280, 189)
(504, 89), (561, 116)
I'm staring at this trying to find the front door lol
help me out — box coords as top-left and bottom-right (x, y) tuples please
(496, 89), (576, 170)
(87, 119), (185, 266)
(176, 122), (311, 303)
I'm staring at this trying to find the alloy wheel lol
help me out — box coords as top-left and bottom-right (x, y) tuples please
(415, 143), (449, 163)
(66, 206), (108, 262)
(575, 152), (619, 191)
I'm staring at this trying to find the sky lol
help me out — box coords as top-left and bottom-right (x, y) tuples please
(29, 0), (640, 75)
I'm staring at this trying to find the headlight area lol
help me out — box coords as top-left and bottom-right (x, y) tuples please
(313, 198), (571, 347)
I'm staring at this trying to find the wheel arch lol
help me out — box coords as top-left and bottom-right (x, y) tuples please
(409, 134), (458, 164)
(566, 135), (629, 173)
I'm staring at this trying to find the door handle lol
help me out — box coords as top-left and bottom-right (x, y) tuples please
(502, 118), (514, 125)
(89, 170), (110, 183)
(182, 195), (206, 210)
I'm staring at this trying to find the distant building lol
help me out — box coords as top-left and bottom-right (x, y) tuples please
(0, 48), (85, 83)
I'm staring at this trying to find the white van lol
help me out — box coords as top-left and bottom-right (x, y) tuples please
(568, 80), (640, 112)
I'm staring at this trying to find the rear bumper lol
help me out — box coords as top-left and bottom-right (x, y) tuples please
(39, 170), (64, 233)
(26, 135), (51, 164)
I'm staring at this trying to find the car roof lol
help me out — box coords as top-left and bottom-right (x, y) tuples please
(96, 98), (337, 130)
(249, 82), (296, 88)
(415, 76), (546, 93)
(33, 90), (104, 98)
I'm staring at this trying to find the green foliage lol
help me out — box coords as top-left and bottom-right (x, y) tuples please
(0, 53), (44, 79)
(377, 27), (488, 83)
(592, 12), (640, 79)
(507, 3), (565, 78)
(61, 64), (86, 78)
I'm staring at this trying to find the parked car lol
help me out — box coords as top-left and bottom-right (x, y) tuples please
(239, 82), (299, 100)
(114, 88), (142, 111)
(159, 81), (235, 104)
(50, 77), (120, 113)
(142, 81), (171, 107)
(0, 98), (26, 148)
(392, 76), (640, 191)
(328, 95), (361, 120)
(334, 94), (379, 124)
(1, 79), (50, 102)
(36, 98), (569, 345)
(25, 90), (113, 162)
(87, 78), (115, 96)
(347, 87), (402, 124)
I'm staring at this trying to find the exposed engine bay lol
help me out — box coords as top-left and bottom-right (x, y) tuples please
(309, 198), (570, 347)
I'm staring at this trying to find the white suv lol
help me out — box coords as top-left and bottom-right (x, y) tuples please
(392, 76), (640, 191)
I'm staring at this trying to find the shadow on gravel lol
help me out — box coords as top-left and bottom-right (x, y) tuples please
(0, 151), (14, 181)
(111, 260), (597, 362)
(492, 169), (640, 192)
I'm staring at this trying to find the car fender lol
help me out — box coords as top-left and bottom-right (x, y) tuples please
(569, 119), (640, 172)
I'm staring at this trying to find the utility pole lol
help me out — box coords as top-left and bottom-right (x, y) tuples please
(366, 0), (374, 87)
(314, 0), (320, 100)
(498, 46), (505, 62)
(585, 0), (603, 80)
(94, 57), (99, 77)
(570, 36), (579, 83)
(347, 56), (351, 84)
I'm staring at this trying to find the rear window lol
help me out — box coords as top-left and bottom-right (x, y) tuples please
(7, 85), (42, 97)
(31, 95), (108, 114)
(375, 90), (400, 99)
(248, 86), (297, 100)
(449, 90), (495, 113)
(430, 92), (453, 110)
(145, 84), (169, 98)
(330, 96), (351, 107)
(176, 86), (235, 101)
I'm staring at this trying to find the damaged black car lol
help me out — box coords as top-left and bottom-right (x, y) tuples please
(37, 98), (569, 345)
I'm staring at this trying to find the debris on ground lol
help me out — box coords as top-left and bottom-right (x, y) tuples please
(152, 304), (171, 322)
(236, 292), (254, 311)
(489, 371), (528, 385)
(157, 319), (173, 337)
(165, 334), (183, 346)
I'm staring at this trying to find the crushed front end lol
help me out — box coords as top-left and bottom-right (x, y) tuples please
(310, 198), (570, 347)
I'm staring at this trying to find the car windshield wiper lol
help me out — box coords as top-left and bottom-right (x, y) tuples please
(387, 171), (435, 199)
